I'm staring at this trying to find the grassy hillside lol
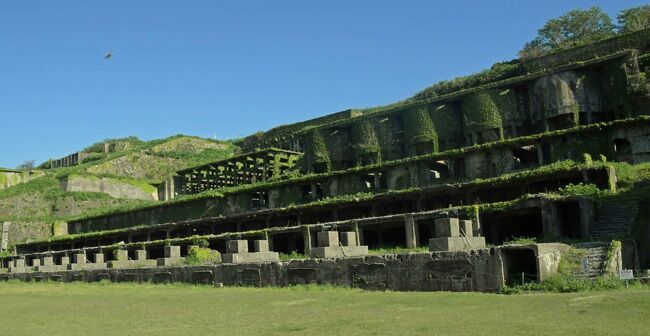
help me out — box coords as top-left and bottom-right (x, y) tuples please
(51, 135), (238, 181)
(0, 135), (239, 245)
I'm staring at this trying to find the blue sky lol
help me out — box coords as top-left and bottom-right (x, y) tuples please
(0, 0), (644, 168)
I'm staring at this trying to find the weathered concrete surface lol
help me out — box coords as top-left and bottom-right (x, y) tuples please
(498, 243), (570, 282)
(0, 250), (505, 292)
(109, 260), (158, 269)
(222, 252), (280, 264)
(429, 237), (487, 252)
(310, 246), (369, 259)
(0, 169), (44, 190)
(60, 175), (158, 201)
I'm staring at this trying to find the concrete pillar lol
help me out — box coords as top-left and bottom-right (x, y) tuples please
(268, 235), (274, 251)
(226, 240), (248, 254)
(253, 240), (269, 252)
(41, 255), (54, 266)
(135, 250), (147, 261)
(340, 232), (357, 247)
(14, 258), (25, 268)
(352, 221), (362, 245)
(435, 218), (460, 237)
(94, 253), (104, 264)
(404, 214), (419, 248)
(115, 250), (129, 261)
(74, 253), (86, 264)
(317, 231), (339, 247)
(164, 246), (181, 258)
(460, 220), (473, 237)
(60, 256), (70, 265)
(302, 226), (312, 255)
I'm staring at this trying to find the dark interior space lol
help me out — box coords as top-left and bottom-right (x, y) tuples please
(374, 200), (415, 216)
(482, 208), (544, 245)
(301, 210), (335, 224)
(215, 222), (238, 234)
(241, 219), (267, 231)
(501, 248), (538, 285)
(268, 215), (299, 228)
(150, 231), (167, 241)
(513, 146), (539, 168)
(558, 201), (582, 239)
(271, 232), (304, 254)
(338, 206), (372, 221)
(148, 245), (165, 260)
(362, 223), (406, 248)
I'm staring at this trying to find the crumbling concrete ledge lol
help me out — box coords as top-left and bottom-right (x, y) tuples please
(0, 250), (507, 292)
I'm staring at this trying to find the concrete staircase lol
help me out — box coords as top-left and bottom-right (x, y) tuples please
(589, 200), (638, 239)
(573, 242), (609, 278)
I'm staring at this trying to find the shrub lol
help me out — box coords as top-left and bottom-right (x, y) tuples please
(557, 183), (611, 201)
(185, 246), (221, 265)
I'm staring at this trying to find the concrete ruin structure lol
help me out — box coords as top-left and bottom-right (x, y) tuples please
(2, 29), (650, 291)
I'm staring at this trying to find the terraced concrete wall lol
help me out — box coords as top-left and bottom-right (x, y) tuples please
(60, 175), (158, 201)
(0, 170), (44, 190)
(0, 250), (505, 292)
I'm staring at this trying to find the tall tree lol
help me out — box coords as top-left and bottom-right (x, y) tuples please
(617, 5), (650, 33)
(520, 7), (615, 59)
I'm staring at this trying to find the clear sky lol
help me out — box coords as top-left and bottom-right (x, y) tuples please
(0, 0), (645, 168)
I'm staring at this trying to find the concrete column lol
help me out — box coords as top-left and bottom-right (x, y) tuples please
(115, 250), (129, 261)
(42, 255), (54, 266)
(94, 253), (104, 264)
(164, 246), (181, 258)
(135, 250), (147, 261)
(302, 226), (312, 255)
(268, 235), (274, 252)
(352, 221), (362, 246)
(404, 214), (419, 248)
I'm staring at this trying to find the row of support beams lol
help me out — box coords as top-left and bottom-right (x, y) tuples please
(179, 149), (301, 195)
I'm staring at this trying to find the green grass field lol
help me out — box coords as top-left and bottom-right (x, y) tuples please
(0, 282), (648, 335)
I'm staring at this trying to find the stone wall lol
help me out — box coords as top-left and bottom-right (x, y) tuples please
(0, 250), (505, 292)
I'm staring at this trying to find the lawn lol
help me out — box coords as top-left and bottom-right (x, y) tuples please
(0, 282), (648, 335)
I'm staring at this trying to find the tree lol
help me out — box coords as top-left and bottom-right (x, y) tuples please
(519, 7), (615, 59)
(17, 160), (35, 171)
(617, 5), (650, 33)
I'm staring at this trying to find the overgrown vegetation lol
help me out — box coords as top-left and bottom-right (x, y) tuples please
(368, 246), (428, 255)
(185, 246), (221, 265)
(279, 251), (308, 261)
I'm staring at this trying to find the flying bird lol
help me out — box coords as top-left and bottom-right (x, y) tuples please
(104, 49), (113, 59)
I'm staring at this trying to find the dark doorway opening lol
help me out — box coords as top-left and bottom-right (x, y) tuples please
(501, 248), (538, 285)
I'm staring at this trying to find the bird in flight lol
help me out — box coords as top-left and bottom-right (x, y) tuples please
(104, 49), (113, 59)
